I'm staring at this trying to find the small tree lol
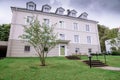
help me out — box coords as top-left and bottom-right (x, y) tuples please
(20, 18), (57, 66)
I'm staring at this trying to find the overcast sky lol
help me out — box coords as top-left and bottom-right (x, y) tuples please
(0, 0), (120, 28)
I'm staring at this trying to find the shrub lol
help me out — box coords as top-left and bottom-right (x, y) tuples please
(111, 51), (120, 55)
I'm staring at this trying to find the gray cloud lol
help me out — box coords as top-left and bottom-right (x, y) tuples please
(69, 0), (120, 14)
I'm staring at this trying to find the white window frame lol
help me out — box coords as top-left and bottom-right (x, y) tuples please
(44, 19), (49, 26)
(59, 10), (63, 14)
(72, 13), (76, 17)
(44, 7), (49, 12)
(73, 23), (78, 30)
(87, 36), (91, 43)
(26, 16), (33, 25)
(28, 4), (34, 10)
(59, 34), (65, 40)
(86, 25), (90, 31)
(59, 21), (64, 28)
(74, 35), (79, 43)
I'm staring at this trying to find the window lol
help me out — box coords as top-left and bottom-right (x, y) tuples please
(60, 34), (65, 40)
(59, 10), (63, 14)
(28, 5), (34, 10)
(26, 16), (33, 24)
(75, 48), (79, 53)
(86, 25), (90, 31)
(59, 21), (64, 28)
(88, 48), (92, 53)
(24, 46), (30, 52)
(72, 13), (76, 17)
(87, 36), (91, 43)
(74, 35), (79, 43)
(44, 19), (49, 26)
(44, 7), (49, 12)
(73, 23), (78, 30)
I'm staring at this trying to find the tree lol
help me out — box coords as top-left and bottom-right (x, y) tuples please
(20, 18), (57, 66)
(98, 24), (109, 52)
(98, 24), (118, 52)
(0, 24), (10, 41)
(109, 29), (120, 51)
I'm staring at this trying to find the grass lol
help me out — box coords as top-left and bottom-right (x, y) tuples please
(0, 56), (120, 80)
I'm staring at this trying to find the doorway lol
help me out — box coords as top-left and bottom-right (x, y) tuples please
(59, 45), (67, 56)
(0, 46), (7, 58)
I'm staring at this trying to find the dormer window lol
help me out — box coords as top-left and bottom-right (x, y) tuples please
(28, 5), (34, 10)
(67, 9), (77, 17)
(72, 13), (76, 17)
(55, 7), (65, 15)
(79, 12), (88, 19)
(44, 7), (49, 12)
(26, 1), (36, 10)
(42, 4), (51, 12)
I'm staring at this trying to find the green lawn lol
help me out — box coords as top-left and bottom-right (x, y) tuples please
(0, 56), (120, 80)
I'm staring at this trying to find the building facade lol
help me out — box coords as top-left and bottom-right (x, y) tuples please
(7, 1), (101, 57)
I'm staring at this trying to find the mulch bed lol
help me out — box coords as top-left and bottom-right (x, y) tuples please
(66, 55), (80, 60)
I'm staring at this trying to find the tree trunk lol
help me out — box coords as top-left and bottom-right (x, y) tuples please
(41, 58), (45, 66)
(40, 51), (46, 66)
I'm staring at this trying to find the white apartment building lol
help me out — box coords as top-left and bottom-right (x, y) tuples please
(7, 1), (101, 57)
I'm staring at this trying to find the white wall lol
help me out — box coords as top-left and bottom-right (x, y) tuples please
(10, 10), (99, 45)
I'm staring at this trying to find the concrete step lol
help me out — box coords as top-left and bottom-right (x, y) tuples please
(83, 60), (108, 67)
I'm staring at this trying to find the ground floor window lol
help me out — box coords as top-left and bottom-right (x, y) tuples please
(24, 46), (30, 52)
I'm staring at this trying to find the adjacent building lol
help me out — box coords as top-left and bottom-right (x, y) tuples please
(7, 1), (101, 57)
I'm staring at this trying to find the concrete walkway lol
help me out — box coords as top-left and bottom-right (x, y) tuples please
(99, 66), (120, 71)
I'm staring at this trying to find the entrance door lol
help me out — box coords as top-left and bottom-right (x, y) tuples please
(60, 45), (65, 56)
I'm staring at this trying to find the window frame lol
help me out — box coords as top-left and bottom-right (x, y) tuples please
(73, 23), (78, 30)
(44, 19), (49, 26)
(74, 35), (79, 43)
(87, 36), (91, 43)
(59, 21), (64, 28)
(86, 25), (90, 31)
(59, 34), (65, 40)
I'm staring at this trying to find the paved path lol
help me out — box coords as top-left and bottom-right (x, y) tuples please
(99, 66), (120, 71)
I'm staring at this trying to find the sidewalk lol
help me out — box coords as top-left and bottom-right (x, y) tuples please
(99, 66), (120, 71)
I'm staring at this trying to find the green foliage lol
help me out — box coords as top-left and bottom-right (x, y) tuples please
(20, 18), (57, 66)
(98, 24), (118, 52)
(0, 24), (10, 41)
(111, 51), (120, 55)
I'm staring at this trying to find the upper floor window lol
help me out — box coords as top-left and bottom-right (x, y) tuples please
(60, 34), (65, 40)
(42, 4), (51, 12)
(58, 10), (63, 14)
(72, 13), (76, 17)
(74, 35), (79, 43)
(28, 5), (34, 10)
(44, 8), (49, 12)
(73, 23), (78, 30)
(86, 25), (90, 31)
(59, 21), (64, 28)
(26, 16), (33, 24)
(44, 19), (49, 26)
(87, 36), (91, 43)
(26, 1), (36, 10)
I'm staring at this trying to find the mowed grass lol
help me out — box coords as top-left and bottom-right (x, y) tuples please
(0, 56), (120, 80)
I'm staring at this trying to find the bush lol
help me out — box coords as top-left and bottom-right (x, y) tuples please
(111, 51), (120, 55)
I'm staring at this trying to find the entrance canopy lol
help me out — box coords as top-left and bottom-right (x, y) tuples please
(56, 40), (70, 44)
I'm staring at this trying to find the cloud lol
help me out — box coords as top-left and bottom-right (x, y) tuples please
(69, 0), (120, 14)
